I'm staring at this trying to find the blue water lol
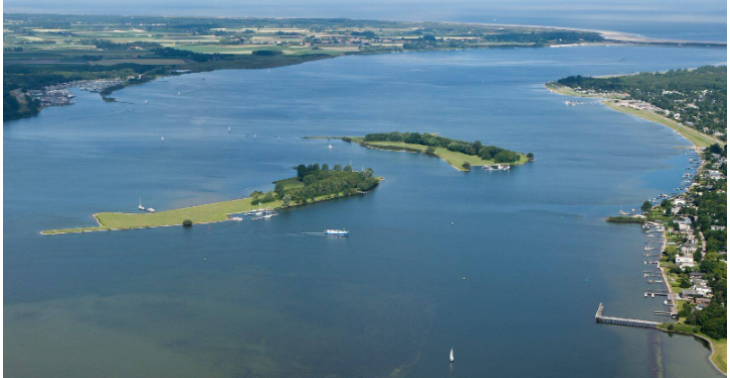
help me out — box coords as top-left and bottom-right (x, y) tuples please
(4, 46), (726, 377)
(5, 0), (727, 41)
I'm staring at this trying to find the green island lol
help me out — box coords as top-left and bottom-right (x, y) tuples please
(312, 132), (532, 171)
(547, 66), (727, 148)
(42, 163), (381, 235)
(5, 13), (725, 120)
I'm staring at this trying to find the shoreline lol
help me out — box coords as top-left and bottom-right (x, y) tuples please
(545, 83), (723, 149)
(548, 81), (727, 374)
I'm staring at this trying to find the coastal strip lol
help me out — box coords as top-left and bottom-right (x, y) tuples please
(602, 102), (722, 149)
(548, 75), (727, 374)
(546, 83), (724, 149)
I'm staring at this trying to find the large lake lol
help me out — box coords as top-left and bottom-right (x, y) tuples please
(4, 45), (727, 377)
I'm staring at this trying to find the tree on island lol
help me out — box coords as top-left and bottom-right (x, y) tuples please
(462, 162), (471, 170)
(641, 201), (652, 213)
(527, 152), (534, 161)
(183, 219), (193, 227)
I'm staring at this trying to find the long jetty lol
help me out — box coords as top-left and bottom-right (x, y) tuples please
(595, 303), (661, 329)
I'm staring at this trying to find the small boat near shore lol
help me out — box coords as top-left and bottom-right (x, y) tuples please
(484, 164), (510, 171)
(252, 209), (278, 220)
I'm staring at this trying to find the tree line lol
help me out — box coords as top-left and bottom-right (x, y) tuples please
(252, 163), (379, 206)
(363, 132), (528, 163)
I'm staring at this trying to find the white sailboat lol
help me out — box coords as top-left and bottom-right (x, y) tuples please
(228, 126), (231, 133)
(449, 348), (454, 363)
(138, 197), (145, 211)
(161, 136), (165, 142)
(328, 144), (333, 149)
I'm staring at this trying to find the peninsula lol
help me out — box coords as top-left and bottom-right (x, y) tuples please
(313, 132), (532, 171)
(42, 164), (381, 235)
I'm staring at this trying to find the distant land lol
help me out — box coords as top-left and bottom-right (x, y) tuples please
(4, 13), (726, 120)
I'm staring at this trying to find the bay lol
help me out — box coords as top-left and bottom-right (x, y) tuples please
(4, 45), (726, 377)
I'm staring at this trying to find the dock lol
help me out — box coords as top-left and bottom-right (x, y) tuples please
(595, 303), (661, 329)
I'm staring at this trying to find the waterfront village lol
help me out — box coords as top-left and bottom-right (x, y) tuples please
(608, 144), (727, 345)
(660, 149), (726, 309)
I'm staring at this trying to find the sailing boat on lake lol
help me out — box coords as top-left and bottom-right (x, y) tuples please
(449, 348), (454, 363)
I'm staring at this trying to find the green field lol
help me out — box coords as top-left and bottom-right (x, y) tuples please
(603, 101), (723, 148)
(41, 197), (278, 235)
(88, 59), (187, 66)
(354, 140), (528, 171)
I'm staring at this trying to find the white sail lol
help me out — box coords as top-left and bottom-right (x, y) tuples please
(449, 348), (454, 363)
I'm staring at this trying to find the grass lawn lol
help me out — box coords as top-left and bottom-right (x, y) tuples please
(361, 141), (528, 171)
(712, 339), (727, 373)
(42, 176), (371, 235)
(603, 102), (723, 148)
(41, 196), (279, 235)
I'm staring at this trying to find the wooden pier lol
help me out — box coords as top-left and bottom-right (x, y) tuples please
(595, 303), (661, 329)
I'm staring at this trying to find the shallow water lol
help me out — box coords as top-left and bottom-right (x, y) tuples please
(4, 45), (726, 377)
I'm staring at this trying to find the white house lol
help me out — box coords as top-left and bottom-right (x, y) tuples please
(676, 256), (694, 264)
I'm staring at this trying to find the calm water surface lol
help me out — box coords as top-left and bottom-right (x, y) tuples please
(4, 45), (727, 377)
